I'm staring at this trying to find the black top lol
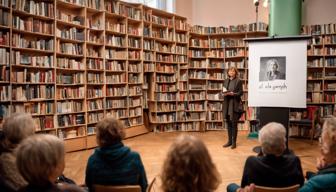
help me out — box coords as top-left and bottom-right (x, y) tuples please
(241, 154), (304, 188)
(222, 77), (243, 121)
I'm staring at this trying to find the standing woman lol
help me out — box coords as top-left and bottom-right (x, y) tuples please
(222, 66), (243, 149)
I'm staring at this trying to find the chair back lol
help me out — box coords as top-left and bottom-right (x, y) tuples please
(255, 184), (300, 192)
(94, 185), (141, 192)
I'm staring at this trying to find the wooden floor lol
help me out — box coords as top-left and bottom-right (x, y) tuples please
(64, 131), (319, 191)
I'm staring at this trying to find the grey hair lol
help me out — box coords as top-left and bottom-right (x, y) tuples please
(268, 59), (279, 68)
(259, 122), (286, 156)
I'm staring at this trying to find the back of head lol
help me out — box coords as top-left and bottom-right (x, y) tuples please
(0, 113), (35, 152)
(16, 134), (64, 187)
(259, 122), (286, 156)
(96, 117), (125, 147)
(322, 117), (336, 157)
(161, 135), (221, 192)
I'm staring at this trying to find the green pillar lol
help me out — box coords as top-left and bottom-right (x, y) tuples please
(269, 0), (302, 36)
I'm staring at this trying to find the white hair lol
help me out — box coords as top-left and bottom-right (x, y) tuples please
(259, 122), (286, 156)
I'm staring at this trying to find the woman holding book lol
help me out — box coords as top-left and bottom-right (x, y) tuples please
(222, 66), (243, 149)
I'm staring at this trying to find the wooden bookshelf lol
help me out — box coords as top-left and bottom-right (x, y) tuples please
(302, 24), (336, 117)
(5, 0), (315, 146)
(0, 0), (11, 123)
(188, 24), (268, 131)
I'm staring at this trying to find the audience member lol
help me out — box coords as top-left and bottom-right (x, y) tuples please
(227, 122), (304, 192)
(299, 117), (336, 191)
(161, 135), (221, 192)
(0, 113), (35, 191)
(16, 134), (83, 192)
(85, 117), (147, 192)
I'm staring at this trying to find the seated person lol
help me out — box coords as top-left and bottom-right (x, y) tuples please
(16, 134), (83, 192)
(161, 135), (221, 192)
(299, 117), (336, 191)
(227, 122), (304, 192)
(0, 113), (35, 191)
(85, 117), (147, 192)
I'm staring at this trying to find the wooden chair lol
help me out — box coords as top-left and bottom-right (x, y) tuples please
(94, 185), (141, 192)
(255, 184), (300, 192)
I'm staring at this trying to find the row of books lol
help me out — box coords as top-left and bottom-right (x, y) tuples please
(87, 46), (102, 58)
(57, 100), (84, 113)
(57, 58), (83, 69)
(12, 34), (54, 50)
(13, 16), (54, 35)
(12, 52), (53, 68)
(88, 112), (104, 124)
(106, 73), (126, 83)
(105, 22), (125, 33)
(87, 31), (103, 44)
(34, 116), (54, 130)
(0, 31), (9, 46)
(87, 58), (103, 70)
(302, 24), (336, 35)
(56, 73), (84, 84)
(206, 111), (222, 121)
(12, 102), (54, 114)
(190, 22), (268, 34)
(87, 99), (103, 111)
(12, 70), (55, 83)
(57, 87), (85, 99)
(56, 27), (85, 41)
(87, 73), (104, 83)
(0, 48), (9, 65)
(57, 114), (85, 127)
(57, 42), (83, 55)
(12, 85), (54, 101)
(56, 11), (84, 26)
(12, 0), (54, 18)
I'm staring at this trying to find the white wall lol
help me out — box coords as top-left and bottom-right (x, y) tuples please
(302, 0), (336, 25)
(176, 0), (336, 26)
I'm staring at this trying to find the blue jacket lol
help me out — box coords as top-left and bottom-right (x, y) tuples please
(85, 142), (148, 192)
(299, 164), (336, 192)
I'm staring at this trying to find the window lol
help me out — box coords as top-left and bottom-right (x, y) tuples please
(122, 0), (175, 13)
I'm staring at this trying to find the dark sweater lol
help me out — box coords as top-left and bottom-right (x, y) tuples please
(241, 154), (304, 188)
(85, 142), (148, 192)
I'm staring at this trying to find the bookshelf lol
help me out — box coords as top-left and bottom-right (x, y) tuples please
(0, 0), (152, 152)
(1, 0), (272, 141)
(175, 15), (189, 131)
(11, 0), (56, 136)
(188, 23), (268, 131)
(86, 0), (104, 148)
(301, 24), (336, 118)
(0, 0), (11, 122)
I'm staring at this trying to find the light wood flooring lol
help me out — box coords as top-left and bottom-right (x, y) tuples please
(64, 131), (319, 191)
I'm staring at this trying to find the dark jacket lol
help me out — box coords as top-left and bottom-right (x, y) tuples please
(85, 142), (148, 192)
(299, 164), (336, 192)
(0, 151), (28, 191)
(223, 77), (243, 121)
(241, 154), (304, 188)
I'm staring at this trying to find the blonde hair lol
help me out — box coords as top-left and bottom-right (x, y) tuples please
(322, 117), (336, 155)
(161, 135), (221, 192)
(259, 122), (286, 156)
(16, 134), (64, 186)
(96, 117), (126, 147)
(0, 113), (35, 152)
(227, 66), (239, 78)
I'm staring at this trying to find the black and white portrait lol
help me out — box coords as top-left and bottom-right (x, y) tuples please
(259, 57), (286, 82)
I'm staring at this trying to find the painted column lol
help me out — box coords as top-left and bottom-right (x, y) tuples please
(269, 0), (302, 36)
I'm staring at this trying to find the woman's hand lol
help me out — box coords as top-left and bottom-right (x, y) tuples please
(236, 184), (255, 192)
(224, 91), (235, 96)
